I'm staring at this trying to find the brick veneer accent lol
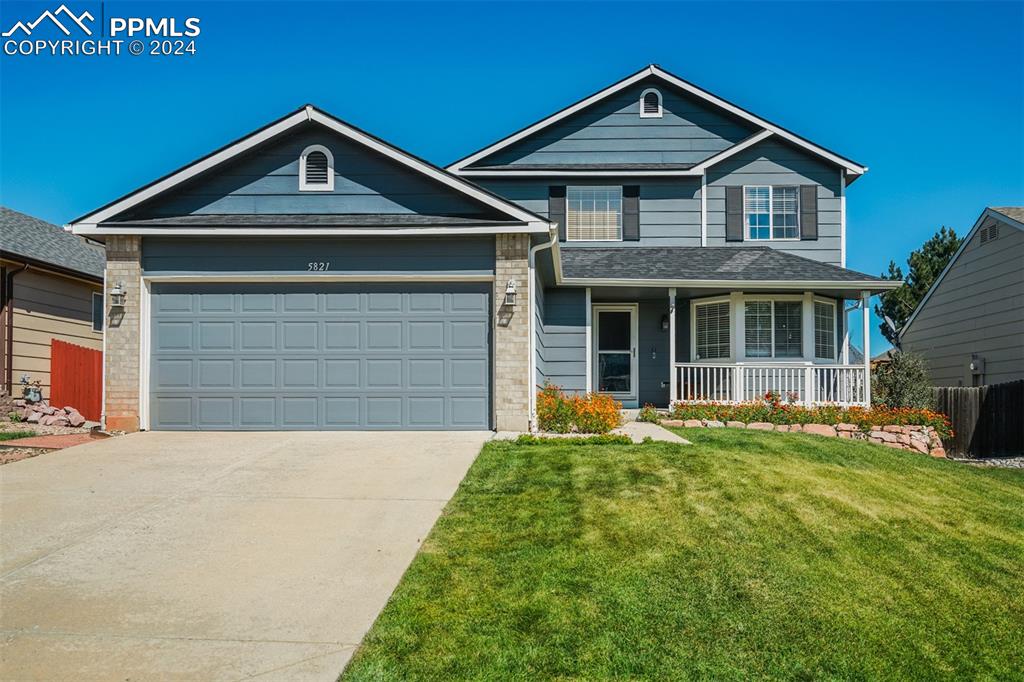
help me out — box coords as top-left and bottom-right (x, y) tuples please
(103, 236), (141, 432)
(493, 234), (531, 431)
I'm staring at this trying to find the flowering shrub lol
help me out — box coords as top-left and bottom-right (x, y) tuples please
(637, 404), (662, 424)
(670, 392), (953, 440)
(536, 383), (623, 434)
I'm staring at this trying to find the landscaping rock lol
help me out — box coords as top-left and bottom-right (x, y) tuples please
(704, 420), (724, 428)
(836, 423), (858, 432)
(883, 425), (905, 433)
(911, 439), (930, 454)
(930, 447), (946, 458)
(660, 419), (684, 427)
(682, 419), (703, 428)
(726, 421), (746, 428)
(13, 399), (25, 407)
(774, 424), (790, 432)
(26, 412), (41, 423)
(788, 424), (803, 432)
(870, 431), (899, 443)
(67, 411), (86, 427)
(747, 422), (773, 431)
(804, 424), (837, 438)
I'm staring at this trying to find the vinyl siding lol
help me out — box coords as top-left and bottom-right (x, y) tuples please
(7, 269), (102, 400)
(536, 288), (587, 393)
(128, 126), (501, 219)
(901, 216), (1024, 386)
(142, 236), (496, 276)
(471, 79), (756, 167)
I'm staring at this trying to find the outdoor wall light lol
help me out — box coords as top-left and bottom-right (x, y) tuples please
(109, 281), (127, 308)
(505, 279), (517, 306)
(661, 314), (670, 331)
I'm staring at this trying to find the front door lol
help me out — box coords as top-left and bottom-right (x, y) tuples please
(593, 304), (638, 403)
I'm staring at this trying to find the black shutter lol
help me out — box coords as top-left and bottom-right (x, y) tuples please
(549, 186), (567, 242)
(622, 185), (640, 241)
(725, 186), (743, 242)
(800, 185), (818, 240)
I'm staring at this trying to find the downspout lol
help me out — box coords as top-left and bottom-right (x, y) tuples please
(527, 226), (558, 431)
(3, 263), (29, 394)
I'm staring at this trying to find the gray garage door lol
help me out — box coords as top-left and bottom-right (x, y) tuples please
(149, 283), (491, 430)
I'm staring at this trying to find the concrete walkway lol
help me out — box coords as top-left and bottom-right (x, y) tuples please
(0, 430), (489, 680)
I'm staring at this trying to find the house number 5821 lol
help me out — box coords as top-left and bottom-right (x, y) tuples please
(307, 262), (330, 271)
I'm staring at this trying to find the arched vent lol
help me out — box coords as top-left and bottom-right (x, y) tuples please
(299, 145), (334, 191)
(640, 88), (662, 118)
(305, 151), (329, 184)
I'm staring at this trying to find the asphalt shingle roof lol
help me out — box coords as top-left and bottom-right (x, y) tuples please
(559, 246), (887, 283)
(1, 207), (104, 278)
(991, 207), (1024, 225)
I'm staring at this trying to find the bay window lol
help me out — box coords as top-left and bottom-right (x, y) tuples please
(567, 186), (622, 241)
(744, 186), (799, 240)
(695, 301), (730, 360)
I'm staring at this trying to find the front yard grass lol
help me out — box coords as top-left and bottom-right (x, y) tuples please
(343, 428), (1024, 680)
(0, 431), (35, 441)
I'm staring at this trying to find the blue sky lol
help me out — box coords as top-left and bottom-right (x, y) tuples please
(1, 1), (1022, 352)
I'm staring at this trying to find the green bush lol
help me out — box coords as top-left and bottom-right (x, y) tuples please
(872, 351), (934, 409)
(535, 383), (623, 434)
(637, 404), (662, 423)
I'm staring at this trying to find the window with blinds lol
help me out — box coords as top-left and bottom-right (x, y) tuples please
(744, 300), (804, 358)
(745, 186), (799, 240)
(744, 301), (772, 357)
(774, 301), (802, 357)
(695, 302), (731, 360)
(814, 301), (835, 359)
(567, 186), (623, 241)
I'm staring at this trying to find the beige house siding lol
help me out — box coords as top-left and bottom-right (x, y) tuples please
(6, 266), (102, 400)
(902, 215), (1024, 386)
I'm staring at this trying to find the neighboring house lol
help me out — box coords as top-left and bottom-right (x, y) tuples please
(900, 207), (1024, 386)
(69, 64), (897, 433)
(1, 207), (105, 400)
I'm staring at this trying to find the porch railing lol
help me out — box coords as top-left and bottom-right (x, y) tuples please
(673, 363), (869, 406)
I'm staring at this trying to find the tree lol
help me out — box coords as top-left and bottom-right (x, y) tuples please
(871, 351), (933, 409)
(875, 226), (962, 345)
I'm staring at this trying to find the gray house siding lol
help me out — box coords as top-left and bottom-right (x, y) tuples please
(142, 236), (496, 276)
(706, 139), (843, 265)
(471, 80), (756, 168)
(537, 288), (587, 393)
(129, 127), (501, 219)
(901, 216), (1024, 386)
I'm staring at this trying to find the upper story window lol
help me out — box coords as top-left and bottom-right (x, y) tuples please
(695, 301), (731, 360)
(744, 186), (798, 240)
(299, 144), (334, 191)
(639, 88), (662, 118)
(567, 186), (622, 241)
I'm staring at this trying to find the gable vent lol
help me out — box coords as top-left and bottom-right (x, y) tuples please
(305, 151), (329, 184)
(980, 224), (1000, 244)
(639, 88), (662, 118)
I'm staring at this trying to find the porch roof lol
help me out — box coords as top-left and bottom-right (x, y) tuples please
(557, 246), (899, 295)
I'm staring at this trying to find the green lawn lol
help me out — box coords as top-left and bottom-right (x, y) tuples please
(0, 431), (35, 441)
(343, 429), (1024, 681)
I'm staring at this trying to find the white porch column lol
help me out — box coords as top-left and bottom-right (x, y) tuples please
(862, 290), (871, 405)
(584, 288), (592, 393)
(668, 288), (677, 404)
(842, 300), (850, 364)
(801, 291), (815, 361)
(729, 292), (744, 360)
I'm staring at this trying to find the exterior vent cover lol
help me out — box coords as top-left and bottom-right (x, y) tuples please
(305, 151), (329, 184)
(642, 92), (660, 114)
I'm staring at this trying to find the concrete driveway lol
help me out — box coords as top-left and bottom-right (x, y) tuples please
(0, 430), (490, 680)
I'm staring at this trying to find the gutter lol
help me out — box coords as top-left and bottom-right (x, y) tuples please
(3, 263), (30, 394)
(527, 226), (559, 430)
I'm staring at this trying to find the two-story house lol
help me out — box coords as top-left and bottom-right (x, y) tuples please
(69, 65), (897, 432)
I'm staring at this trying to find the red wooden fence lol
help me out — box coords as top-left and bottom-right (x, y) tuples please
(50, 339), (103, 421)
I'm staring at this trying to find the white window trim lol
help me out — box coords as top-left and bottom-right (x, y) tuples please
(639, 88), (663, 118)
(299, 144), (335, 192)
(566, 185), (623, 242)
(691, 296), (733, 362)
(743, 185), (800, 242)
(91, 291), (103, 332)
(813, 297), (838, 361)
(591, 303), (639, 401)
(742, 296), (804, 360)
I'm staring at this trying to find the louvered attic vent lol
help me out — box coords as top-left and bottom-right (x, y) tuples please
(980, 224), (999, 244)
(640, 89), (662, 118)
(305, 151), (329, 184)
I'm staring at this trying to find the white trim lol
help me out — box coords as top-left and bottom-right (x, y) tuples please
(566, 185), (623, 242)
(690, 296), (733, 362)
(142, 273), (494, 283)
(861, 290), (871, 404)
(457, 169), (702, 177)
(813, 297), (838, 361)
(743, 185), (800, 241)
(100, 269), (107, 429)
(591, 303), (638, 402)
(528, 227), (558, 429)
(700, 172), (708, 247)
(559, 276), (902, 291)
(584, 288), (592, 393)
(298, 144), (335, 192)
(72, 224), (550, 237)
(69, 105), (549, 231)
(839, 169), (847, 268)
(668, 288), (676, 401)
(138, 277), (151, 431)
(898, 207), (1021, 339)
(90, 291), (103, 333)
(738, 295), (807, 361)
(689, 130), (774, 173)
(447, 65), (867, 176)
(639, 88), (663, 118)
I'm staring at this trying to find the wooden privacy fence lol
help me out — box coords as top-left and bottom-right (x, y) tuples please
(932, 380), (1024, 458)
(50, 339), (103, 422)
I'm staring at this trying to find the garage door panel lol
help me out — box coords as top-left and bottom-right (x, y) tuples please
(150, 283), (491, 430)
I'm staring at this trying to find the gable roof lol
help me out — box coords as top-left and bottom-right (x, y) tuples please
(69, 105), (551, 236)
(898, 206), (1024, 339)
(447, 65), (867, 178)
(1, 207), (104, 279)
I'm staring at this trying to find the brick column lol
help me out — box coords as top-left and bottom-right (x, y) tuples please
(494, 234), (531, 432)
(104, 235), (142, 432)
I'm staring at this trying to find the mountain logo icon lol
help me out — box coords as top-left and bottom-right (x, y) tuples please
(3, 4), (95, 37)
